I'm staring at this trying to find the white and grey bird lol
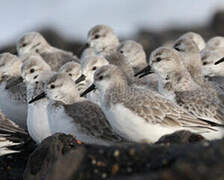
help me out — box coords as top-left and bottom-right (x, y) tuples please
(204, 36), (224, 51)
(86, 24), (119, 57)
(201, 48), (224, 77)
(81, 64), (224, 143)
(17, 32), (80, 71)
(0, 53), (27, 129)
(176, 32), (205, 51)
(173, 36), (205, 86)
(116, 40), (147, 73)
(137, 47), (224, 127)
(59, 61), (86, 93)
(20, 55), (53, 144)
(77, 55), (109, 104)
(106, 52), (158, 91)
(29, 73), (126, 145)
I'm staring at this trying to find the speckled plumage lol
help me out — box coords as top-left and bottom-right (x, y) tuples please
(86, 25), (119, 57)
(150, 47), (224, 125)
(117, 40), (147, 73)
(59, 61), (86, 93)
(176, 32), (205, 51)
(107, 52), (158, 91)
(17, 32), (79, 71)
(42, 73), (126, 145)
(92, 65), (222, 142)
(0, 53), (27, 128)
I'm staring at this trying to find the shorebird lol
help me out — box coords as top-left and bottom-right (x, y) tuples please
(84, 24), (119, 57)
(116, 40), (147, 73)
(136, 47), (224, 127)
(29, 73), (126, 145)
(17, 32), (80, 71)
(81, 64), (224, 142)
(0, 53), (27, 128)
(20, 55), (53, 143)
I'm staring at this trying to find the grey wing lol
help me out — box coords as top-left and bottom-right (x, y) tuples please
(6, 79), (27, 103)
(41, 50), (80, 71)
(175, 90), (224, 123)
(124, 89), (213, 129)
(209, 77), (224, 105)
(64, 101), (125, 142)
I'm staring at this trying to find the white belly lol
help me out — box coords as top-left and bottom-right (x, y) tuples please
(27, 99), (51, 144)
(0, 87), (27, 129)
(103, 104), (179, 143)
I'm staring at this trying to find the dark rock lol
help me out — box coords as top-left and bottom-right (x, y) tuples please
(24, 131), (224, 180)
(156, 130), (206, 145)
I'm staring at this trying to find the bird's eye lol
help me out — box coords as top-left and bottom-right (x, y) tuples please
(50, 84), (55, 89)
(35, 49), (39, 53)
(99, 76), (103, 80)
(120, 50), (124, 54)
(94, 34), (100, 39)
(156, 57), (162, 62)
(68, 73), (72, 77)
(203, 62), (208, 65)
(30, 68), (35, 73)
(35, 81), (39, 84)
(92, 66), (97, 71)
(22, 43), (27, 47)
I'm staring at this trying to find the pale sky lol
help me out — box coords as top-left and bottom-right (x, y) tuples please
(1, 0), (224, 46)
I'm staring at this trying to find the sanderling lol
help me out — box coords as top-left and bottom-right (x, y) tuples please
(29, 73), (126, 145)
(86, 24), (119, 57)
(16, 32), (80, 71)
(136, 47), (224, 126)
(20, 55), (53, 143)
(201, 49), (224, 77)
(81, 64), (224, 142)
(59, 61), (86, 93)
(204, 36), (224, 51)
(173, 37), (205, 86)
(76, 55), (109, 104)
(116, 40), (147, 73)
(106, 52), (158, 91)
(0, 53), (27, 129)
(176, 32), (205, 51)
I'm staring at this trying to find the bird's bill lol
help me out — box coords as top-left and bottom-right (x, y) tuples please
(134, 65), (153, 78)
(29, 92), (46, 104)
(214, 57), (224, 65)
(5, 76), (23, 89)
(75, 74), (86, 84)
(80, 84), (95, 97)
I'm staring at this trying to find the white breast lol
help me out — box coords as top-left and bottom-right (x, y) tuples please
(27, 98), (51, 144)
(102, 103), (181, 143)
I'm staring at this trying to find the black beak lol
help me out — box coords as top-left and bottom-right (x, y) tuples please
(78, 43), (90, 57)
(29, 92), (46, 104)
(5, 76), (23, 89)
(75, 74), (86, 84)
(214, 57), (224, 65)
(80, 84), (95, 97)
(134, 65), (154, 78)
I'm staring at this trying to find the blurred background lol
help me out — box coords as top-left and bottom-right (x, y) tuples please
(1, 0), (224, 57)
